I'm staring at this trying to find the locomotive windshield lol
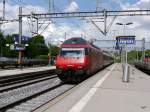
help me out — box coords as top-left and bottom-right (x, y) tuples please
(60, 48), (86, 57)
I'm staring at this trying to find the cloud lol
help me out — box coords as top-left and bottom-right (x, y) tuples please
(64, 1), (79, 12)
(110, 0), (150, 42)
(0, 2), (46, 36)
(43, 22), (85, 45)
(1, 0), (150, 49)
(1, 2), (81, 42)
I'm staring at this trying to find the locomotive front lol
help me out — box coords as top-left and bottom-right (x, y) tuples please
(56, 38), (90, 82)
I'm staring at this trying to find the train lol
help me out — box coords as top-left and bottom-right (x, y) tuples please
(56, 37), (114, 82)
(144, 55), (150, 62)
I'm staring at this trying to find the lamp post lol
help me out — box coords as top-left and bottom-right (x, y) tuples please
(116, 22), (133, 36)
(116, 22), (133, 64)
(116, 22), (133, 82)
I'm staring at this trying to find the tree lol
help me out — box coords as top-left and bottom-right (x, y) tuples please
(49, 45), (60, 56)
(145, 50), (150, 56)
(127, 50), (144, 63)
(4, 35), (18, 57)
(25, 35), (49, 58)
(0, 32), (6, 57)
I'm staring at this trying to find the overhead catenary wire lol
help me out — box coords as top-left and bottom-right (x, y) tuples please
(52, 1), (96, 39)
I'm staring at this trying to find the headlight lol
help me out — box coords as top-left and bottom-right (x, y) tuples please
(77, 65), (83, 69)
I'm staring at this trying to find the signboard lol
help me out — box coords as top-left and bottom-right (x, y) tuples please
(13, 34), (30, 44)
(115, 36), (135, 50)
(14, 44), (25, 51)
(116, 36), (135, 45)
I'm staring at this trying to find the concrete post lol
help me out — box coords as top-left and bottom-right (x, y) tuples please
(123, 64), (130, 82)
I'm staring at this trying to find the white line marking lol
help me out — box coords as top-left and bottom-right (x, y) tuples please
(68, 64), (116, 112)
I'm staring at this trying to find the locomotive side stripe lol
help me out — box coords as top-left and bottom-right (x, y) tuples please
(68, 64), (116, 112)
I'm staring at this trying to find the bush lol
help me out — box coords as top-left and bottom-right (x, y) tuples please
(36, 55), (48, 59)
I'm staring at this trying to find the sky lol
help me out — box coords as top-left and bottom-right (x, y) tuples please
(0, 0), (150, 48)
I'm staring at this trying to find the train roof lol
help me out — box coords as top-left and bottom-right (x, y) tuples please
(61, 37), (100, 50)
(61, 37), (112, 57)
(103, 50), (113, 57)
(62, 37), (88, 45)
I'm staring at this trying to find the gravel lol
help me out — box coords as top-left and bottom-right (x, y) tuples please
(6, 84), (74, 112)
(0, 77), (61, 109)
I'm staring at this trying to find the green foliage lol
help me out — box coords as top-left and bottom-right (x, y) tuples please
(5, 35), (14, 44)
(127, 50), (146, 63)
(109, 49), (150, 64)
(145, 50), (150, 56)
(0, 33), (7, 57)
(35, 55), (48, 59)
(4, 35), (18, 57)
(0, 33), (50, 58)
(49, 45), (60, 56)
(25, 35), (49, 58)
(0, 32), (5, 52)
(0, 33), (5, 44)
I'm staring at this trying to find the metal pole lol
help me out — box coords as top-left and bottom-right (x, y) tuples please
(31, 12), (34, 37)
(122, 24), (126, 65)
(37, 18), (38, 35)
(142, 38), (145, 61)
(124, 24), (127, 64)
(0, 41), (2, 57)
(125, 45), (127, 63)
(136, 48), (139, 61)
(19, 7), (22, 47)
(48, 41), (51, 66)
(3, 0), (5, 20)
(123, 24), (129, 82)
(0, 0), (5, 33)
(123, 24), (125, 36)
(0, 23), (1, 33)
(18, 7), (22, 67)
(104, 9), (107, 35)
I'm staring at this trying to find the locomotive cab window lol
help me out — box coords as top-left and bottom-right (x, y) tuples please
(85, 48), (90, 55)
(60, 48), (86, 57)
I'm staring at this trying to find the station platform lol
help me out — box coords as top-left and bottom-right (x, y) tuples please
(0, 66), (55, 77)
(35, 63), (150, 112)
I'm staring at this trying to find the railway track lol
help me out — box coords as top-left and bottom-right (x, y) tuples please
(0, 75), (57, 93)
(135, 61), (150, 74)
(0, 76), (75, 112)
(0, 69), (55, 87)
(0, 65), (47, 71)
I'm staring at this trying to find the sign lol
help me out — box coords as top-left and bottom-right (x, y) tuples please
(14, 44), (25, 51)
(116, 36), (135, 45)
(13, 34), (30, 44)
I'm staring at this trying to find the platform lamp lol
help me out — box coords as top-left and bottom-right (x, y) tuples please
(116, 22), (133, 64)
(116, 22), (133, 36)
(116, 22), (133, 82)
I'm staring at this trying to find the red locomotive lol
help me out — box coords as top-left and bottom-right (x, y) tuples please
(56, 37), (113, 82)
(144, 55), (150, 62)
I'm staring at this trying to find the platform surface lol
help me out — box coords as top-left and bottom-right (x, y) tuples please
(0, 66), (55, 77)
(38, 63), (150, 112)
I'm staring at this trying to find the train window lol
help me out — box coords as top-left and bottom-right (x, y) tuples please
(63, 38), (87, 44)
(85, 48), (89, 55)
(145, 55), (150, 58)
(60, 48), (85, 57)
